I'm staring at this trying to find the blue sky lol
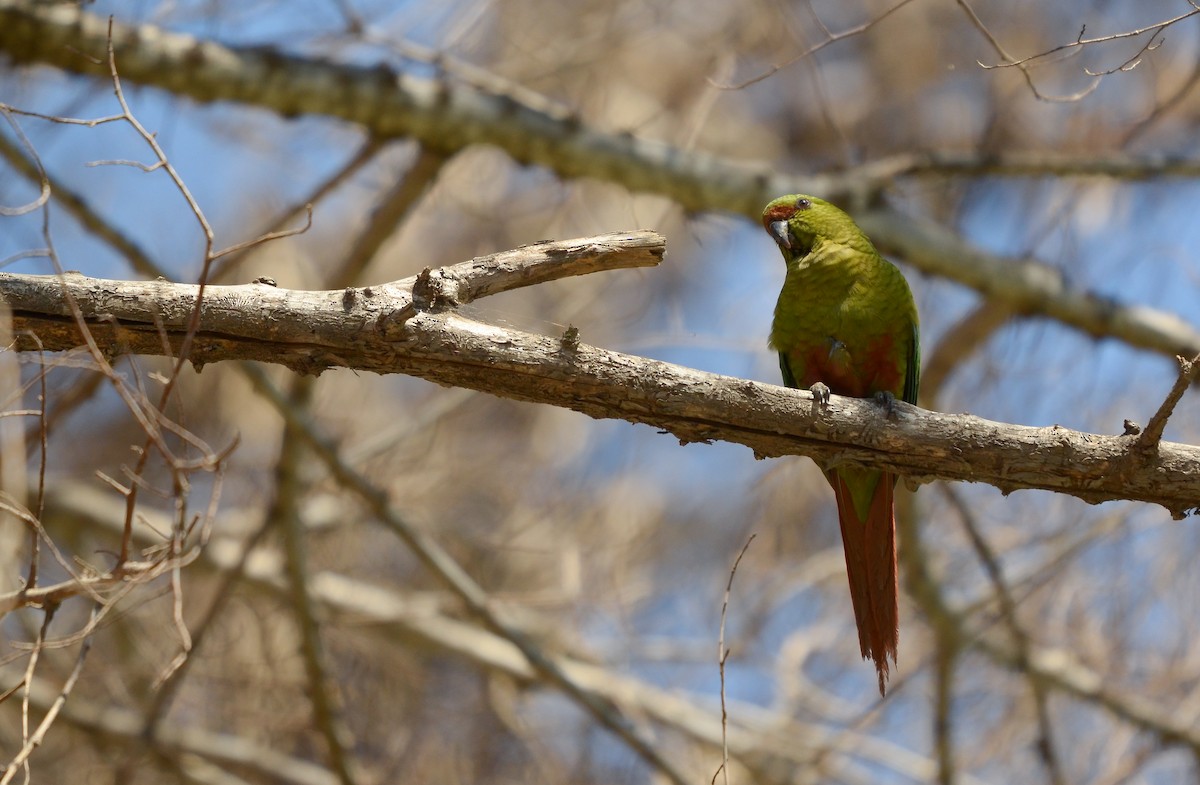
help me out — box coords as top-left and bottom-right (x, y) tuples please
(2, 4), (1199, 779)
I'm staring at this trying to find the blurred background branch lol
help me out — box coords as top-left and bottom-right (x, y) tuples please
(2, 0), (1200, 783)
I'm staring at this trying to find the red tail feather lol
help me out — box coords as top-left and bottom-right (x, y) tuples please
(830, 471), (899, 695)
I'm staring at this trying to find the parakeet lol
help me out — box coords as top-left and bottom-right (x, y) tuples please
(763, 194), (920, 695)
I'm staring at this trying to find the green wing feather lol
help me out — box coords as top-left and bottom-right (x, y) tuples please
(903, 322), (920, 405)
(779, 352), (798, 389)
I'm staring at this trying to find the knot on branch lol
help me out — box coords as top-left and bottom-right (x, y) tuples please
(376, 267), (464, 339)
(412, 267), (462, 310)
(1117, 353), (1200, 518)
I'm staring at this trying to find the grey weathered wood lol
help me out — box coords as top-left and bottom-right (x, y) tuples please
(0, 231), (1197, 517)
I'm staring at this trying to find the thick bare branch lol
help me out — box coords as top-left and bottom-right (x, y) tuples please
(855, 209), (1200, 360)
(0, 233), (1196, 517)
(842, 149), (1200, 183)
(1, 1), (1198, 364)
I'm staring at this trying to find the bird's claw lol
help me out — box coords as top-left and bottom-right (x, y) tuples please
(810, 382), (831, 407)
(874, 390), (898, 418)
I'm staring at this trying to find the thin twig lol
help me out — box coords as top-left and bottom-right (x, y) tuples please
(242, 364), (694, 785)
(957, 0), (1100, 102)
(27, 334), (47, 590)
(93, 19), (217, 563)
(144, 517), (272, 732)
(13, 601), (56, 783)
(1082, 29), (1163, 76)
(210, 205), (314, 262)
(977, 6), (1200, 70)
(329, 147), (448, 287)
(0, 109), (50, 217)
(713, 0), (919, 89)
(967, 3), (1200, 102)
(942, 485), (1065, 785)
(273, 378), (363, 785)
(1135, 352), (1200, 452)
(0, 605), (95, 785)
(932, 629), (959, 785)
(207, 137), (387, 281)
(714, 534), (755, 785)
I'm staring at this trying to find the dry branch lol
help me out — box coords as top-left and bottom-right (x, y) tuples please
(1, 232), (1197, 517)
(1, 0), (1199, 361)
(40, 482), (984, 785)
(20, 677), (339, 785)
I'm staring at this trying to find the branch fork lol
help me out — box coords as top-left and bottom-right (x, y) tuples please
(0, 232), (1198, 516)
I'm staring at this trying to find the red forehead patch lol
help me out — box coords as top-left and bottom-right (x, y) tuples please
(764, 203), (795, 223)
(762, 202), (795, 230)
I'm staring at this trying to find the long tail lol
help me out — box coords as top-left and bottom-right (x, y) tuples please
(829, 469), (899, 695)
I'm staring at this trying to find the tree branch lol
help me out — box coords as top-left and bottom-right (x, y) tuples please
(41, 481), (986, 785)
(854, 209), (1200, 360)
(22, 677), (340, 785)
(2, 232), (1197, 517)
(1, 0), (1198, 362)
(841, 149), (1200, 184)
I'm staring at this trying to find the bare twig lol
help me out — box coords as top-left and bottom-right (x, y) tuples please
(0, 494), (104, 613)
(714, 534), (755, 785)
(713, 0), (919, 90)
(243, 364), (695, 785)
(4, 2), (1200, 366)
(1134, 352), (1200, 452)
(967, 2), (1200, 102)
(932, 628), (959, 785)
(28, 333), (47, 590)
(0, 605), (96, 785)
(13, 600), (56, 783)
(330, 147), (448, 286)
(208, 137), (387, 282)
(91, 20), (217, 563)
(210, 205), (314, 263)
(956, 0), (1100, 102)
(273, 378), (363, 785)
(1082, 29), (1163, 77)
(0, 555), (178, 617)
(977, 6), (1200, 70)
(0, 109), (50, 217)
(145, 517), (272, 730)
(55, 479), (967, 784)
(942, 486), (1065, 785)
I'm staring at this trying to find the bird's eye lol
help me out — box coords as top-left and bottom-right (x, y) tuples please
(796, 198), (811, 210)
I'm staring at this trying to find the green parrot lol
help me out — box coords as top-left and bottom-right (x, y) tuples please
(762, 194), (920, 695)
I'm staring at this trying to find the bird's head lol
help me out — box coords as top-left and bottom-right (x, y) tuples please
(762, 194), (869, 258)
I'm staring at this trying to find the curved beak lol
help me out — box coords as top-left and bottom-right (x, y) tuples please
(767, 220), (791, 250)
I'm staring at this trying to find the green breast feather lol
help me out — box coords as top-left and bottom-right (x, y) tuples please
(766, 206), (919, 404)
(761, 192), (921, 694)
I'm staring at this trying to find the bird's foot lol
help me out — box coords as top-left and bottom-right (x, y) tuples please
(809, 382), (831, 407)
(874, 390), (898, 419)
